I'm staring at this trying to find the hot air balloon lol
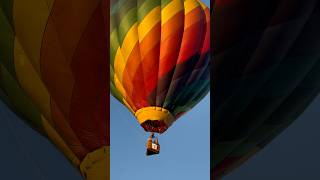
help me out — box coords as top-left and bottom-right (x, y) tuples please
(0, 1), (109, 179)
(212, 0), (320, 178)
(110, 0), (210, 154)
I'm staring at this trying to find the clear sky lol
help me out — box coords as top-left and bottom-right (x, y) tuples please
(110, 93), (210, 180)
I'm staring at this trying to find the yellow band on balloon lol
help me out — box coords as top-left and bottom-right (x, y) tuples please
(41, 116), (80, 166)
(184, 0), (201, 14)
(138, 6), (160, 42)
(161, 0), (184, 26)
(135, 106), (174, 127)
(80, 146), (109, 180)
(14, 38), (53, 125)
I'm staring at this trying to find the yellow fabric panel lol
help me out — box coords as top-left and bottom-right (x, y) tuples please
(184, 0), (204, 29)
(114, 73), (127, 100)
(114, 47), (126, 83)
(161, 0), (184, 26)
(113, 73), (137, 111)
(114, 23), (139, 83)
(13, 0), (52, 74)
(138, 6), (160, 42)
(80, 146), (109, 180)
(14, 38), (53, 124)
(184, 0), (200, 14)
(160, 10), (184, 46)
(41, 116), (80, 166)
(135, 106), (174, 127)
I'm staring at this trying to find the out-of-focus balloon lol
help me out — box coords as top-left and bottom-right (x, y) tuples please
(110, 0), (210, 134)
(212, 0), (320, 178)
(0, 1), (109, 179)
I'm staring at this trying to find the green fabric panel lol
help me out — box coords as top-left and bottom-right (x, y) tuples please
(173, 84), (210, 115)
(0, 88), (15, 109)
(114, 0), (137, 44)
(0, 5), (15, 77)
(161, 0), (174, 9)
(0, 0), (13, 24)
(137, 0), (160, 22)
(110, 65), (115, 84)
(228, 142), (259, 158)
(228, 125), (276, 157)
(110, 29), (119, 66)
(170, 79), (209, 111)
(110, 0), (127, 14)
(212, 139), (245, 166)
(0, 64), (43, 131)
(110, 82), (124, 104)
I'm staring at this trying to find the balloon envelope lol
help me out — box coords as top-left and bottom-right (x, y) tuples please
(212, 0), (320, 177)
(110, 0), (210, 134)
(0, 1), (109, 179)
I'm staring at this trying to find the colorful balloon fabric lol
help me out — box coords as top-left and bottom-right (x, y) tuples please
(0, 1), (109, 179)
(110, 0), (210, 134)
(212, 0), (320, 178)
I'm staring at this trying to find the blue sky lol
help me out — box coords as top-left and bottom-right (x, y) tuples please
(110, 93), (210, 180)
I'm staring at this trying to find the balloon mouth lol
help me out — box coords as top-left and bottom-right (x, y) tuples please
(135, 106), (175, 134)
(80, 146), (109, 180)
(141, 120), (168, 133)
